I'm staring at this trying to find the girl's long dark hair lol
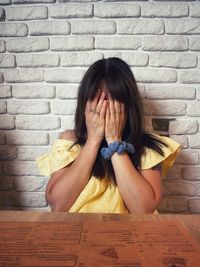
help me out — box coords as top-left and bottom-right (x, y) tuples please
(73, 57), (167, 183)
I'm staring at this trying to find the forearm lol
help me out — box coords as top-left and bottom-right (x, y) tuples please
(47, 140), (100, 211)
(111, 153), (158, 213)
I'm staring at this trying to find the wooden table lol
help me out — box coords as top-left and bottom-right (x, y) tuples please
(0, 211), (200, 267)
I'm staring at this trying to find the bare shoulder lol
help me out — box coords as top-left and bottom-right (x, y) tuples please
(59, 130), (76, 141)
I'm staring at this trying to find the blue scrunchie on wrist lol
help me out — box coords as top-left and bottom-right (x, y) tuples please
(101, 141), (135, 160)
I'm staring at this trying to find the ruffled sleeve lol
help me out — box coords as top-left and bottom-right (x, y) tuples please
(36, 139), (81, 176)
(140, 134), (181, 177)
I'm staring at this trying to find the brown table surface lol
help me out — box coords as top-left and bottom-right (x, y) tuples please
(1, 211), (200, 241)
(0, 211), (200, 267)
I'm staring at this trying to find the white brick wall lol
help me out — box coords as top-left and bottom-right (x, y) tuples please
(0, 0), (200, 214)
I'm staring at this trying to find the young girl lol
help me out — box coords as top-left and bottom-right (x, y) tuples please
(37, 57), (181, 214)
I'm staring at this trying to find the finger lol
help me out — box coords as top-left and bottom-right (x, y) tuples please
(114, 100), (121, 113)
(120, 103), (126, 128)
(100, 100), (107, 120)
(105, 100), (110, 124)
(120, 102), (125, 113)
(85, 100), (91, 113)
(120, 103), (126, 118)
(91, 90), (101, 110)
(109, 98), (115, 118)
(96, 91), (105, 113)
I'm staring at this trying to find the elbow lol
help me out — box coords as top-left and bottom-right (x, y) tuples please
(45, 191), (69, 212)
(144, 187), (163, 214)
(146, 192), (162, 214)
(129, 194), (163, 214)
(45, 189), (59, 212)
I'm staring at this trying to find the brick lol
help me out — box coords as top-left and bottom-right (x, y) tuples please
(7, 37), (49, 52)
(3, 161), (40, 176)
(163, 181), (195, 196)
(6, 132), (49, 146)
(183, 167), (200, 181)
(72, 20), (116, 34)
(6, 6), (47, 20)
(176, 150), (199, 165)
(0, 147), (17, 160)
(0, 133), (5, 144)
(16, 54), (59, 68)
(197, 88), (200, 101)
(143, 101), (186, 116)
(51, 36), (94, 51)
(158, 197), (188, 213)
(52, 100), (77, 115)
(4, 69), (43, 83)
(45, 69), (85, 83)
(0, 8), (5, 20)
(58, 0), (98, 1)
(165, 165), (182, 180)
(149, 53), (196, 68)
(95, 36), (141, 50)
(7, 100), (50, 114)
(117, 19), (164, 34)
(196, 188), (200, 197)
(0, 23), (27, 37)
(189, 133), (200, 149)
(94, 3), (140, 17)
(29, 21), (70, 36)
(12, 85), (55, 99)
(169, 120), (197, 134)
(0, 116), (15, 129)
(146, 85), (195, 100)
(135, 84), (145, 99)
(17, 148), (48, 161)
(4, 192), (47, 207)
(190, 37), (200, 51)
(144, 116), (152, 132)
(180, 70), (200, 83)
(142, 36), (188, 51)
(0, 101), (6, 113)
(170, 135), (188, 149)
(0, 72), (3, 82)
(142, 2), (188, 17)
(166, 19), (200, 34)
(187, 102), (200, 116)
(16, 116), (60, 130)
(0, 176), (13, 191)
(0, 85), (12, 98)
(0, 0), (11, 4)
(0, 54), (15, 68)
(133, 68), (177, 83)
(0, 40), (5, 52)
(14, 177), (48, 192)
(49, 3), (92, 18)
(190, 3), (200, 17)
(61, 116), (75, 130)
(56, 84), (78, 99)
(104, 52), (148, 67)
(189, 199), (200, 213)
(13, 0), (55, 3)
(0, 192), (3, 206)
(60, 52), (103, 66)
(49, 131), (60, 145)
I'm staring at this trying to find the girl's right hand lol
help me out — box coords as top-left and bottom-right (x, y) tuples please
(85, 91), (107, 145)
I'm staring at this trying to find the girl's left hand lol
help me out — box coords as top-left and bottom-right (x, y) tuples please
(105, 99), (126, 145)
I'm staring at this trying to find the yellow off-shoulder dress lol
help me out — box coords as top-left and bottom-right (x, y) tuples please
(36, 134), (181, 214)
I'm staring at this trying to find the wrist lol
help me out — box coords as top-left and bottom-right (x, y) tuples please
(86, 138), (101, 148)
(106, 138), (122, 145)
(101, 141), (135, 160)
